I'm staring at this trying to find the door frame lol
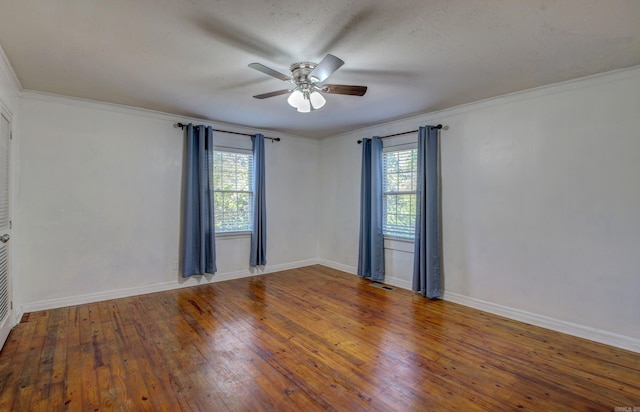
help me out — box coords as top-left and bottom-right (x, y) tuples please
(0, 103), (14, 349)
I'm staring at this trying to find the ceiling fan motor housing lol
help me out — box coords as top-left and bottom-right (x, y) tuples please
(290, 62), (318, 90)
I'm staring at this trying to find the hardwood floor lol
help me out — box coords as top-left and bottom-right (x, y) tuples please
(0, 265), (638, 411)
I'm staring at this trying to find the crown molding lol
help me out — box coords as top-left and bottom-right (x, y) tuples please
(19, 89), (307, 142)
(0, 44), (21, 92)
(324, 64), (640, 142)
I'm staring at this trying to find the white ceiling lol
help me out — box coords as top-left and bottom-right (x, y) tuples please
(0, 0), (639, 138)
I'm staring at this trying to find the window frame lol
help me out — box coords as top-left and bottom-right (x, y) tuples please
(382, 142), (418, 240)
(212, 146), (254, 235)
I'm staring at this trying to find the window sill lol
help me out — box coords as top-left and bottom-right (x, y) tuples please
(384, 236), (415, 253)
(384, 235), (414, 243)
(216, 231), (252, 239)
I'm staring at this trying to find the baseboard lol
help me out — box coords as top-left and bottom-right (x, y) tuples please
(317, 259), (416, 290)
(316, 259), (357, 275)
(20, 258), (320, 314)
(21, 280), (182, 313)
(203, 258), (320, 283)
(442, 291), (640, 354)
(381, 275), (413, 291)
(14, 307), (24, 324)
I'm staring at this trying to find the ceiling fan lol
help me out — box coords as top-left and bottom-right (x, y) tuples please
(248, 54), (367, 113)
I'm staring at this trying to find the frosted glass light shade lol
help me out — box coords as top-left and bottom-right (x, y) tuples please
(309, 91), (326, 109)
(297, 98), (311, 113)
(287, 89), (304, 108)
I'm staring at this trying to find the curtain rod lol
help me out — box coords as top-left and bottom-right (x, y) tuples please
(175, 123), (281, 142)
(357, 124), (442, 144)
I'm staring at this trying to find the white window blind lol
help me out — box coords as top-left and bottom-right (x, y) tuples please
(213, 150), (253, 233)
(382, 148), (417, 238)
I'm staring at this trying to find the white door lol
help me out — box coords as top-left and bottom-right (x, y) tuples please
(0, 112), (12, 348)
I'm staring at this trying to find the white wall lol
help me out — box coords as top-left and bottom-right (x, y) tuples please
(318, 134), (360, 270)
(14, 93), (319, 309)
(319, 67), (640, 350)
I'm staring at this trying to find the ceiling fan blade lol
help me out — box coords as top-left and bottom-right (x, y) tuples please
(322, 84), (368, 96)
(309, 54), (345, 83)
(248, 63), (291, 81)
(253, 89), (291, 99)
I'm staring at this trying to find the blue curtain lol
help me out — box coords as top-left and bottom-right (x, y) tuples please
(357, 137), (384, 281)
(413, 126), (441, 297)
(181, 124), (217, 277)
(250, 133), (267, 266)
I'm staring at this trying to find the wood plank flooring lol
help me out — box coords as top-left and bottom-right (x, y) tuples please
(0, 265), (638, 411)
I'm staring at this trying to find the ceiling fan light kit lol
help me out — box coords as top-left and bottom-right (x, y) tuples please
(309, 90), (326, 110)
(287, 86), (326, 113)
(249, 54), (367, 113)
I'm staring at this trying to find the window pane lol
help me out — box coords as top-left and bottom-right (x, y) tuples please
(385, 171), (398, 192)
(213, 150), (254, 232)
(396, 194), (412, 214)
(387, 194), (397, 213)
(386, 213), (396, 228)
(383, 148), (417, 238)
(397, 171), (413, 191)
(386, 152), (399, 173)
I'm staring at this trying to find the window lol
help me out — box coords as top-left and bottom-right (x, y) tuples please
(382, 147), (417, 238)
(213, 150), (253, 233)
